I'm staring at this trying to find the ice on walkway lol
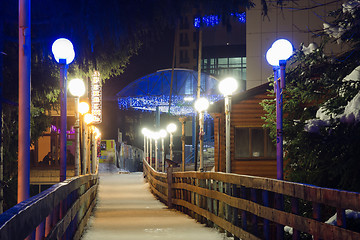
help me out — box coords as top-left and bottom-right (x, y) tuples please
(81, 172), (232, 240)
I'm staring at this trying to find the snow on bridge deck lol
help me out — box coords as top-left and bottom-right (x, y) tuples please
(81, 170), (230, 240)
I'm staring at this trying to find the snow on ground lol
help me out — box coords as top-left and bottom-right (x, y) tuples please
(81, 172), (233, 240)
(98, 162), (129, 174)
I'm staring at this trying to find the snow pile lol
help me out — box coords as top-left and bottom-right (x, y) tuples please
(300, 42), (318, 55)
(343, 0), (360, 15)
(304, 119), (330, 133)
(323, 0), (360, 43)
(304, 66), (360, 132)
(340, 92), (360, 123)
(323, 23), (347, 43)
(285, 210), (360, 235)
(325, 209), (360, 225)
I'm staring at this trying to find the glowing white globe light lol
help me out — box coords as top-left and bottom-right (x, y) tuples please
(167, 123), (177, 133)
(84, 113), (94, 124)
(52, 38), (75, 64)
(194, 97), (210, 112)
(152, 131), (160, 140)
(266, 39), (293, 66)
(141, 128), (148, 135)
(159, 129), (167, 138)
(68, 78), (85, 97)
(219, 77), (238, 96)
(78, 102), (90, 115)
(272, 39), (293, 61)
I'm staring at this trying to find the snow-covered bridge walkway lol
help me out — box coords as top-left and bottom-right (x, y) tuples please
(81, 171), (229, 240)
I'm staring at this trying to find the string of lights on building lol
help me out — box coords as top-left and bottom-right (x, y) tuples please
(118, 94), (224, 117)
(194, 12), (246, 28)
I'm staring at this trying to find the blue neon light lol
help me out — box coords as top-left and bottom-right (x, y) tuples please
(194, 12), (246, 28)
(118, 94), (224, 117)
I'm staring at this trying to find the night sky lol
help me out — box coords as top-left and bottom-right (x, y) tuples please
(99, 29), (174, 139)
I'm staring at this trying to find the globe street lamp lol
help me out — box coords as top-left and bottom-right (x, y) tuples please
(68, 78), (85, 176)
(265, 38), (293, 180)
(79, 102), (90, 175)
(166, 123), (177, 165)
(266, 39), (293, 239)
(194, 97), (209, 171)
(52, 38), (75, 182)
(219, 77), (238, 173)
(159, 129), (167, 172)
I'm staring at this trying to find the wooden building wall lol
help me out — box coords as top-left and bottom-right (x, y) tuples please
(212, 84), (282, 179)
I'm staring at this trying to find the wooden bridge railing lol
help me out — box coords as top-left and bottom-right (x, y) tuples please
(0, 174), (98, 240)
(143, 159), (360, 240)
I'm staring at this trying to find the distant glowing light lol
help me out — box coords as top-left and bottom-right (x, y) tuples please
(184, 96), (194, 101)
(231, 12), (246, 23)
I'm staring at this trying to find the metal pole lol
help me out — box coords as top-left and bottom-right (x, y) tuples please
(59, 60), (67, 182)
(276, 60), (286, 180)
(199, 111), (204, 171)
(225, 95), (231, 173)
(179, 117), (186, 171)
(169, 133), (173, 162)
(143, 135), (146, 161)
(146, 136), (149, 163)
(155, 139), (158, 171)
(74, 97), (80, 176)
(81, 117), (86, 175)
(18, 0), (31, 203)
(91, 128), (96, 173)
(149, 138), (153, 167)
(161, 138), (165, 172)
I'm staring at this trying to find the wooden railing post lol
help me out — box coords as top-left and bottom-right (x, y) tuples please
(35, 221), (45, 240)
(232, 184), (240, 240)
(262, 190), (270, 240)
(167, 166), (173, 208)
(241, 186), (247, 231)
(275, 193), (284, 239)
(291, 197), (300, 240)
(312, 202), (322, 240)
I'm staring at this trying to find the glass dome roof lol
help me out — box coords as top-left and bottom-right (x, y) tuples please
(116, 68), (223, 116)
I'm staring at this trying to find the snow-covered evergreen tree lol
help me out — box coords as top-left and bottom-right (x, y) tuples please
(262, 0), (360, 191)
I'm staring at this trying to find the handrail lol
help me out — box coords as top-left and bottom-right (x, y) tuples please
(0, 174), (98, 240)
(143, 158), (360, 239)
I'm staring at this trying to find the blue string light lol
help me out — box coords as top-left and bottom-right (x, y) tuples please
(118, 94), (224, 117)
(194, 12), (246, 28)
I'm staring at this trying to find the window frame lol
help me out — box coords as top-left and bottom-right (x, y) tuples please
(234, 127), (276, 160)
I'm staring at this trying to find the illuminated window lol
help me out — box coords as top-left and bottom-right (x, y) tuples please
(235, 128), (276, 159)
(202, 57), (246, 81)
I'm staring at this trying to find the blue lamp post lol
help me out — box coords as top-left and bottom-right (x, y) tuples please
(52, 38), (75, 181)
(266, 38), (293, 240)
(265, 39), (293, 181)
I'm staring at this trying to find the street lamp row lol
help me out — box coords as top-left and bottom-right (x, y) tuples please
(142, 123), (177, 172)
(53, 37), (101, 179)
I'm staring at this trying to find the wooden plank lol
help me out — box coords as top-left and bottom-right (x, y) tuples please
(172, 199), (260, 240)
(171, 182), (360, 239)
